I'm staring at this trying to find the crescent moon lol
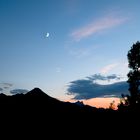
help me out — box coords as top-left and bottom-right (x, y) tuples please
(46, 33), (49, 38)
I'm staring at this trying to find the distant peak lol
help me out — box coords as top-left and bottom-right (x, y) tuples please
(75, 100), (84, 106)
(26, 87), (48, 96)
(31, 87), (44, 92)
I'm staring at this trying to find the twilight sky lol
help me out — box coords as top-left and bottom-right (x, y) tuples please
(0, 0), (140, 105)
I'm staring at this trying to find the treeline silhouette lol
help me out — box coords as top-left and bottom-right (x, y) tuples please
(118, 41), (140, 112)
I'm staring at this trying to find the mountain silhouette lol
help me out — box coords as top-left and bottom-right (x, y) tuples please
(0, 87), (136, 133)
(25, 87), (49, 96)
(1, 87), (118, 116)
(0, 88), (99, 114)
(0, 87), (128, 126)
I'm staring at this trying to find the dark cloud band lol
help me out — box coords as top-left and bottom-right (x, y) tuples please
(10, 89), (29, 95)
(67, 74), (129, 99)
(86, 74), (122, 81)
(0, 88), (3, 91)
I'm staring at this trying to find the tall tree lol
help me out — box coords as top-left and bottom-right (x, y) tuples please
(127, 41), (140, 106)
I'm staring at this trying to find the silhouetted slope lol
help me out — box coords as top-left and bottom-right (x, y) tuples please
(25, 87), (49, 97)
(0, 87), (123, 126)
(0, 87), (137, 134)
(0, 88), (101, 115)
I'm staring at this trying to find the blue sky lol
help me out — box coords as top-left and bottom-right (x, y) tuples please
(0, 0), (140, 100)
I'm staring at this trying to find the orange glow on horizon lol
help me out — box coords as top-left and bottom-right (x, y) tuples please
(64, 97), (120, 110)
(83, 97), (120, 109)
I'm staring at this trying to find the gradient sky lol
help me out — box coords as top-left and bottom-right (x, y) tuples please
(0, 0), (140, 104)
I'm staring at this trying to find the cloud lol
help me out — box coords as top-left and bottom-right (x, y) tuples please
(0, 83), (13, 89)
(2, 83), (13, 87)
(3, 87), (10, 89)
(10, 89), (29, 95)
(67, 75), (129, 99)
(71, 15), (127, 41)
(86, 74), (122, 81)
(100, 63), (119, 74)
(0, 88), (3, 91)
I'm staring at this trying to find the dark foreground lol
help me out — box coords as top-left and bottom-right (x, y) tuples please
(0, 88), (139, 117)
(0, 88), (139, 136)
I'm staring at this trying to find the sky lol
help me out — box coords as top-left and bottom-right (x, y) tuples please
(0, 0), (140, 108)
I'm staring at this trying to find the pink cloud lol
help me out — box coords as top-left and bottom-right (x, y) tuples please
(71, 15), (128, 41)
(100, 63), (119, 74)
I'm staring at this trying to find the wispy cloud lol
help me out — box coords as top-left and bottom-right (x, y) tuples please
(0, 88), (3, 91)
(10, 89), (29, 95)
(86, 74), (122, 81)
(71, 15), (128, 41)
(100, 62), (129, 76)
(0, 82), (13, 91)
(100, 63), (119, 74)
(0, 83), (13, 87)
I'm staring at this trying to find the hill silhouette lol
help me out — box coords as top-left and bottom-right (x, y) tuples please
(0, 88), (116, 115)
(0, 88), (97, 111)
(1, 88), (139, 124)
(1, 88), (139, 115)
(0, 87), (138, 135)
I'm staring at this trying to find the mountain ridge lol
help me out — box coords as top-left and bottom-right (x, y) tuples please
(0, 87), (136, 127)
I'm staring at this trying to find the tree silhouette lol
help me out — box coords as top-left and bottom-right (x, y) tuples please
(127, 41), (140, 107)
(109, 100), (116, 110)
